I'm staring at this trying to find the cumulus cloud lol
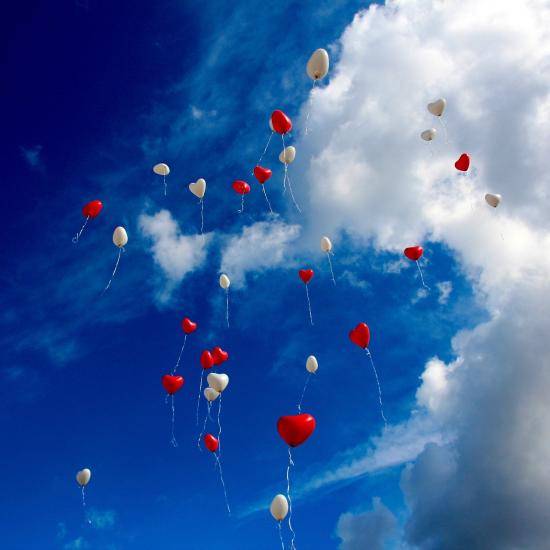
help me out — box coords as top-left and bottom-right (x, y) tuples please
(291, 0), (550, 546)
(436, 281), (452, 305)
(220, 220), (301, 288)
(139, 209), (210, 301)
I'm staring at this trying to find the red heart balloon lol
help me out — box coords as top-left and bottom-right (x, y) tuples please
(349, 322), (370, 349)
(200, 350), (214, 370)
(211, 346), (229, 365)
(454, 153), (470, 172)
(162, 374), (184, 395)
(204, 433), (219, 453)
(277, 414), (316, 447)
(82, 200), (103, 218)
(404, 246), (423, 261)
(270, 110), (292, 135)
(181, 317), (197, 334)
(232, 180), (251, 195)
(253, 165), (272, 184)
(299, 269), (314, 284)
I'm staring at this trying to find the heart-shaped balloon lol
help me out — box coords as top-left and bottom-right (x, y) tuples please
(82, 200), (103, 218)
(349, 323), (370, 349)
(455, 153), (470, 172)
(277, 413), (316, 447)
(404, 246), (423, 261)
(254, 165), (272, 184)
(306, 355), (318, 374)
(76, 468), (91, 486)
(211, 346), (229, 365)
(204, 387), (220, 402)
(279, 146), (296, 165)
(420, 128), (437, 141)
(207, 372), (229, 393)
(162, 374), (184, 395)
(204, 433), (219, 452)
(299, 269), (314, 284)
(181, 317), (197, 334)
(200, 350), (214, 370)
(427, 98), (446, 117)
(485, 193), (501, 208)
(189, 178), (206, 199)
(232, 180), (251, 195)
(270, 110), (292, 135)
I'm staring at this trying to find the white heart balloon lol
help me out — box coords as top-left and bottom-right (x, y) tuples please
(204, 387), (220, 402)
(420, 128), (437, 141)
(219, 274), (231, 290)
(485, 193), (502, 208)
(76, 468), (91, 486)
(207, 373), (229, 393)
(427, 98), (446, 117)
(279, 146), (296, 165)
(189, 178), (206, 199)
(112, 226), (128, 248)
(320, 236), (332, 253)
(270, 494), (289, 521)
(153, 163), (170, 176)
(306, 48), (330, 81)
(306, 355), (318, 373)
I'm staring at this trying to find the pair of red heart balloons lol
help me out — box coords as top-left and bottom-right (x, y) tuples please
(299, 269), (314, 284)
(201, 347), (229, 370)
(181, 317), (197, 334)
(162, 374), (184, 395)
(277, 413), (316, 447)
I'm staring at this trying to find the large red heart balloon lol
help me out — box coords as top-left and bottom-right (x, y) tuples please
(181, 317), (197, 334)
(204, 433), (219, 453)
(299, 269), (314, 284)
(349, 323), (371, 349)
(270, 110), (292, 135)
(211, 346), (229, 365)
(162, 374), (184, 395)
(454, 153), (470, 172)
(404, 246), (423, 261)
(82, 200), (103, 218)
(232, 180), (251, 195)
(277, 414), (316, 447)
(200, 350), (214, 370)
(253, 165), (272, 184)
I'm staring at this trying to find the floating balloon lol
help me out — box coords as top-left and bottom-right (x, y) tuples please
(420, 128), (437, 141)
(279, 146), (296, 164)
(455, 153), (470, 172)
(76, 468), (92, 522)
(161, 375), (184, 447)
(204, 387), (220, 402)
(173, 317), (197, 374)
(204, 433), (219, 453)
(349, 323), (387, 426)
(427, 98), (446, 117)
(320, 236), (336, 284)
(201, 350), (214, 370)
(298, 356), (318, 413)
(306, 48), (329, 81)
(73, 200), (103, 243)
(207, 373), (229, 393)
(102, 227), (128, 293)
(232, 180), (250, 213)
(279, 145), (301, 212)
(271, 110), (292, 135)
(153, 163), (170, 196)
(212, 346), (229, 365)
(254, 165), (274, 213)
(219, 274), (231, 327)
(203, 432), (230, 514)
(404, 246), (429, 290)
(299, 269), (314, 325)
(271, 494), (289, 521)
(485, 193), (501, 208)
(189, 178), (207, 233)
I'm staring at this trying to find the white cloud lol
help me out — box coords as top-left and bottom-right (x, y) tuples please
(139, 209), (210, 301)
(87, 507), (117, 530)
(220, 219), (301, 288)
(435, 280), (452, 305)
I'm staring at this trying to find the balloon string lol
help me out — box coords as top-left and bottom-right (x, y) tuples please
(281, 134), (288, 193)
(163, 174), (167, 196)
(438, 116), (449, 145)
(237, 194), (245, 214)
(200, 198), (205, 234)
(214, 452), (231, 516)
(326, 252), (336, 285)
(365, 349), (388, 428)
(257, 131), (273, 166)
(81, 486), (92, 524)
(304, 80), (316, 135)
(217, 393), (223, 456)
(195, 370), (204, 426)
(278, 520), (286, 550)
(262, 185), (274, 214)
(297, 373), (311, 413)
(225, 288), (230, 328)
(286, 448), (296, 550)
(285, 173), (302, 213)
(305, 285), (314, 326)
(170, 394), (178, 447)
(197, 401), (211, 451)
(72, 216), (90, 244)
(102, 248), (123, 294)
(173, 334), (187, 374)
(416, 260), (430, 291)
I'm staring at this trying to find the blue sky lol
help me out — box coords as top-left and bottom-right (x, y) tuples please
(4, 1), (550, 549)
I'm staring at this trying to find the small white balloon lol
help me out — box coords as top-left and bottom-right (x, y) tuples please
(207, 373), (229, 393)
(427, 98), (446, 117)
(269, 118), (274, 132)
(204, 387), (220, 402)
(485, 193), (502, 208)
(306, 355), (318, 374)
(306, 48), (330, 81)
(279, 146), (296, 165)
(219, 274), (231, 290)
(270, 494), (289, 521)
(420, 128), (437, 141)
(76, 468), (91, 487)
(320, 236), (332, 253)
(153, 163), (170, 176)
(189, 178), (206, 199)
(112, 226), (128, 248)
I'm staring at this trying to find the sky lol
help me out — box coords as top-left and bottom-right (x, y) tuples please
(2, 0), (550, 549)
